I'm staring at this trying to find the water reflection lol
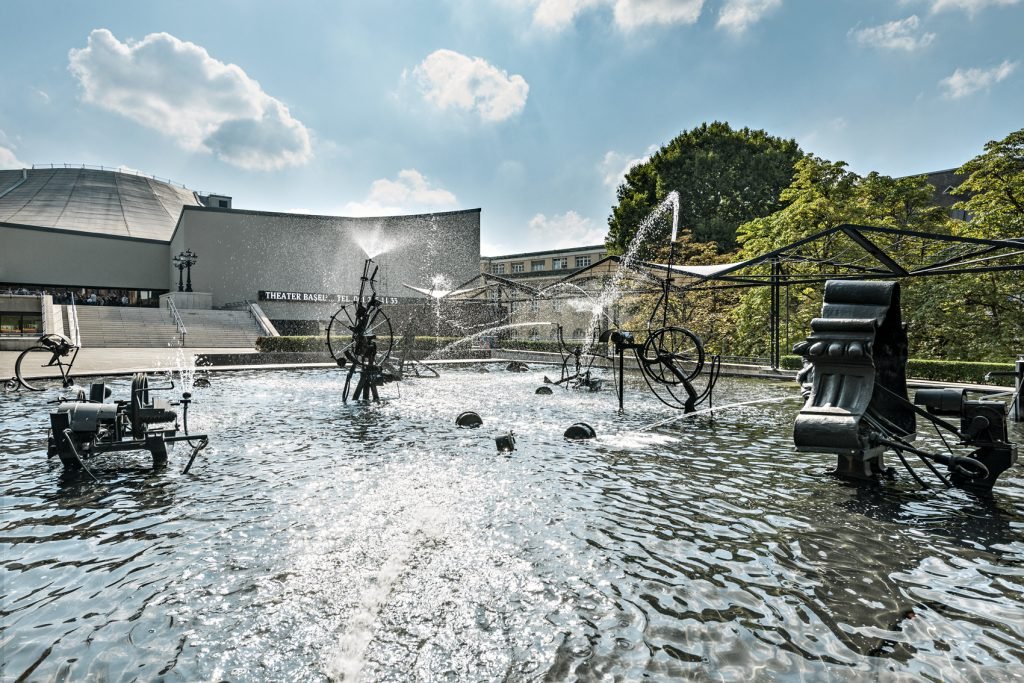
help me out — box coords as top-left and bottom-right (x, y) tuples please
(1, 369), (1022, 681)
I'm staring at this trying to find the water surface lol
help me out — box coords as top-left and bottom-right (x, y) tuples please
(2, 368), (1023, 681)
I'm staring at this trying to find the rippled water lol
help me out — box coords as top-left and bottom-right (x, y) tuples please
(2, 368), (1023, 682)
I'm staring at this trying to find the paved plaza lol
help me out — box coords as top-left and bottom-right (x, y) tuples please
(0, 346), (257, 381)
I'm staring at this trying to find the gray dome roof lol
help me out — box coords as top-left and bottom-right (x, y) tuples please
(0, 167), (201, 241)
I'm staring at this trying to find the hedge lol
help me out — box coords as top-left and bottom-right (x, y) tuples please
(256, 335), (471, 354)
(782, 355), (1015, 386)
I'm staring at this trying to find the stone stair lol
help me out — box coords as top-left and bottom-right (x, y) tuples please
(176, 309), (263, 348)
(72, 306), (263, 348)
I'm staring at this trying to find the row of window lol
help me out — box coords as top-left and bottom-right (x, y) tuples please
(0, 312), (43, 336)
(490, 255), (594, 275)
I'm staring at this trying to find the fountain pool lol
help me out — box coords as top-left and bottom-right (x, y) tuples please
(2, 367), (1023, 681)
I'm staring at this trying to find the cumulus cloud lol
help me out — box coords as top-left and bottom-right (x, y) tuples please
(0, 144), (28, 168)
(716, 0), (782, 34)
(849, 15), (936, 51)
(68, 28), (312, 170)
(928, 0), (1019, 14)
(599, 147), (655, 188)
(528, 211), (607, 249)
(518, 0), (704, 31)
(410, 49), (529, 122)
(342, 169), (458, 216)
(939, 60), (1016, 98)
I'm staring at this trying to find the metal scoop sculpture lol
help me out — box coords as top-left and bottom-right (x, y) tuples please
(793, 280), (1017, 492)
(327, 258), (396, 402)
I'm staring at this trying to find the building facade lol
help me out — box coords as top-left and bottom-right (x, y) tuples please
(1, 166), (481, 336)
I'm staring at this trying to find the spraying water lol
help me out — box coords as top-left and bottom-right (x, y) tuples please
(352, 225), (408, 259)
(426, 321), (553, 361)
(581, 191), (680, 355)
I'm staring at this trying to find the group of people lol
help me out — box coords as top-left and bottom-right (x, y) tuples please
(2, 286), (144, 307)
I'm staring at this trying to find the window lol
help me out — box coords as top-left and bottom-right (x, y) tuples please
(0, 312), (42, 336)
(529, 299), (539, 312)
(575, 255), (592, 268)
(552, 257), (567, 269)
(572, 328), (585, 340)
(552, 299), (562, 312)
(491, 263), (506, 275)
(511, 262), (525, 273)
(532, 260), (545, 272)
(529, 327), (540, 341)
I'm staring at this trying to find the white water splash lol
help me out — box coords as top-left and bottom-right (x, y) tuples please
(352, 225), (408, 259)
(426, 321), (553, 360)
(581, 191), (679, 355)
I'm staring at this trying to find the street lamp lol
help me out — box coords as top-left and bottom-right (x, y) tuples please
(173, 249), (198, 292)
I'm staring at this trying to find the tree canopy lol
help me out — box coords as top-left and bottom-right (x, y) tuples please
(605, 121), (802, 256)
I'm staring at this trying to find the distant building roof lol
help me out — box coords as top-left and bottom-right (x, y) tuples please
(0, 166), (201, 240)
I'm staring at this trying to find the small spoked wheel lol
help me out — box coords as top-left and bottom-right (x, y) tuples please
(326, 304), (395, 366)
(640, 326), (704, 384)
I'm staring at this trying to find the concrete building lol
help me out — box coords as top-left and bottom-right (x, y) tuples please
(1, 165), (481, 343)
(479, 245), (608, 342)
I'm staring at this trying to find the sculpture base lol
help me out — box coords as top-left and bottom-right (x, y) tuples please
(834, 447), (887, 481)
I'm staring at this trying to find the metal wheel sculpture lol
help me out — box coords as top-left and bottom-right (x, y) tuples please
(640, 326), (704, 384)
(10, 334), (79, 391)
(327, 258), (398, 402)
(543, 325), (603, 391)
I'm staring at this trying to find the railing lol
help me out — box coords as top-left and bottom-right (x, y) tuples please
(166, 297), (187, 346)
(68, 293), (81, 347)
(247, 302), (280, 337)
(30, 163), (223, 197)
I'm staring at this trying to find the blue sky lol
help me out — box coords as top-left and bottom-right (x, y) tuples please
(0, 0), (1021, 255)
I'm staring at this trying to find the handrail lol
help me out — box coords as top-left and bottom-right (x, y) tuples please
(247, 301), (280, 337)
(166, 297), (187, 346)
(68, 293), (81, 347)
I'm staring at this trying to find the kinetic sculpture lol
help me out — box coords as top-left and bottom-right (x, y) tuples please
(544, 325), (603, 391)
(327, 258), (397, 402)
(793, 280), (1017, 491)
(48, 373), (209, 477)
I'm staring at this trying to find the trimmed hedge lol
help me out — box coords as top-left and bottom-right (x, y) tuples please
(782, 354), (1015, 386)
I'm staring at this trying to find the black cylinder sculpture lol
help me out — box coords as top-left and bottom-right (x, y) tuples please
(564, 423), (597, 440)
(456, 411), (483, 428)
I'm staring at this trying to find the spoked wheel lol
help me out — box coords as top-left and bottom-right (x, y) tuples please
(14, 345), (72, 391)
(640, 326), (704, 384)
(325, 304), (395, 366)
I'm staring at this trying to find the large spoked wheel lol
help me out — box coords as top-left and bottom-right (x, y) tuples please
(640, 326), (704, 384)
(326, 304), (395, 367)
(14, 346), (71, 392)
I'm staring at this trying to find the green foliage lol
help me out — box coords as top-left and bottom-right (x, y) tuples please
(780, 355), (1015, 385)
(607, 121), (802, 255)
(953, 127), (1024, 239)
(256, 336), (328, 353)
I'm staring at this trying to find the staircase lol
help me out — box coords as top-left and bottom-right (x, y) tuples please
(176, 309), (263, 347)
(72, 306), (263, 348)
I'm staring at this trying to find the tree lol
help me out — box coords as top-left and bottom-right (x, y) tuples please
(606, 122), (802, 256)
(953, 127), (1024, 239)
(729, 156), (960, 357)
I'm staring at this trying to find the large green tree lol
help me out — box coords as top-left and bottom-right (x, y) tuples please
(606, 121), (802, 256)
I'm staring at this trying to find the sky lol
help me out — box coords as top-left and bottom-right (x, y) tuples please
(0, 0), (1021, 256)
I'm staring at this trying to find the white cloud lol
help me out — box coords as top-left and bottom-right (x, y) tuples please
(940, 60), (1017, 98)
(528, 211), (607, 249)
(410, 49), (529, 122)
(0, 144), (28, 168)
(68, 28), (312, 170)
(342, 169), (458, 216)
(516, 0), (705, 31)
(613, 0), (705, 29)
(599, 147), (655, 188)
(716, 0), (782, 34)
(849, 15), (936, 51)
(928, 0), (1019, 14)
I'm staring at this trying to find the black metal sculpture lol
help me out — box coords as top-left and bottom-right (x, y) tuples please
(327, 258), (396, 402)
(48, 373), (209, 478)
(793, 280), (1017, 491)
(543, 325), (603, 391)
(6, 333), (79, 392)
